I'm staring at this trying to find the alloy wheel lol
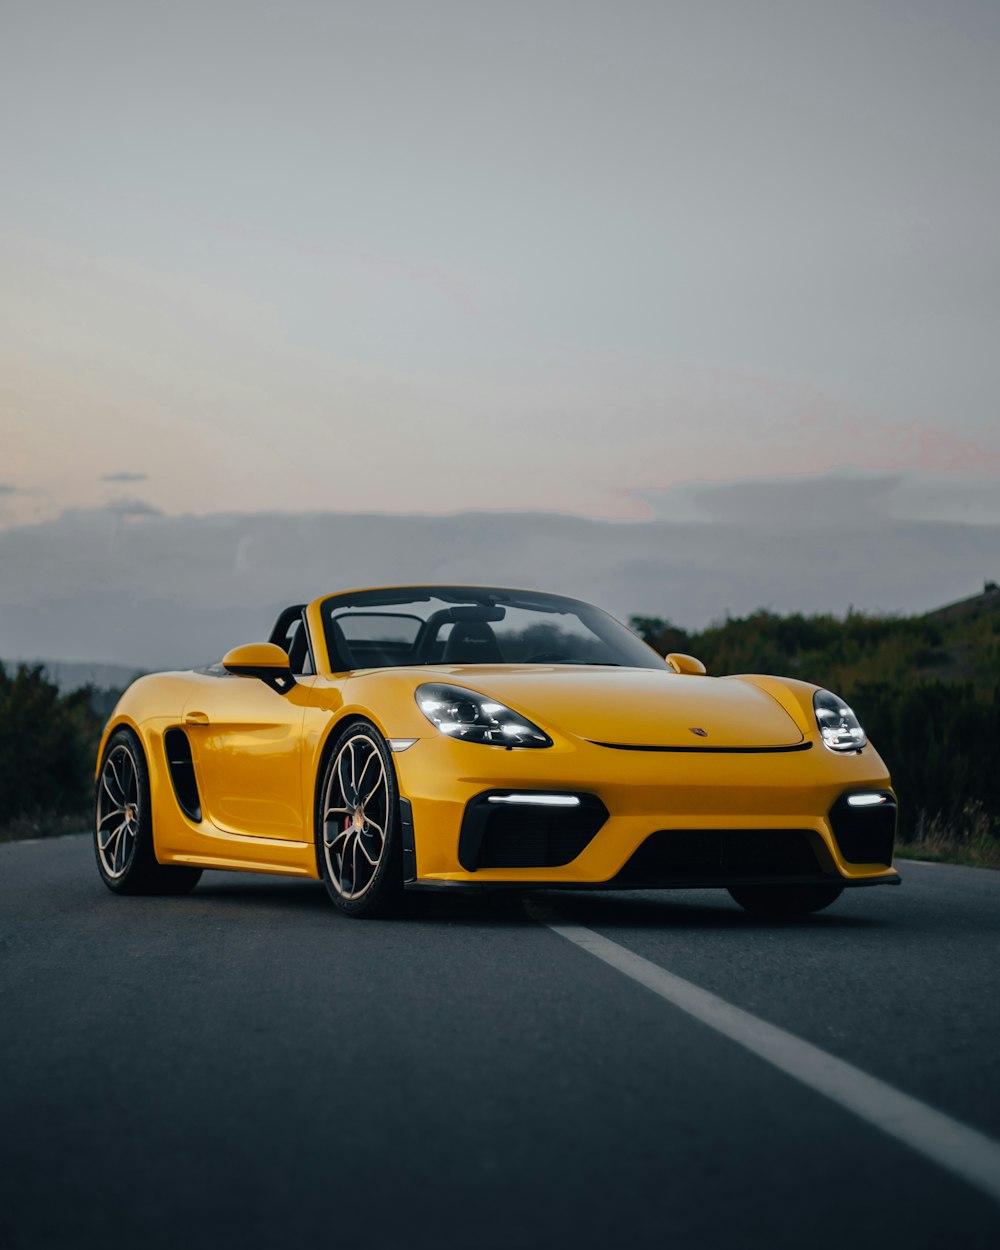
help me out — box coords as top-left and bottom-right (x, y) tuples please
(96, 744), (141, 879)
(322, 732), (390, 900)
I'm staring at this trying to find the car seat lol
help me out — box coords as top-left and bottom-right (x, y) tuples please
(441, 621), (504, 664)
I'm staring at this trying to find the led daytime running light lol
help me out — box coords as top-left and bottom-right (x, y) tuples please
(487, 794), (580, 807)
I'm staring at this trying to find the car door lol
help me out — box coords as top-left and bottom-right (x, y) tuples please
(180, 670), (315, 841)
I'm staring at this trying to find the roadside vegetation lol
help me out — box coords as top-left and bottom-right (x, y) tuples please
(0, 664), (112, 843)
(3, 584), (998, 867)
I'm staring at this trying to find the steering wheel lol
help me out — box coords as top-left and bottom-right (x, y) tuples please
(524, 652), (566, 663)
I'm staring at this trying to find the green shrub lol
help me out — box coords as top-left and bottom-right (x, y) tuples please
(0, 664), (107, 837)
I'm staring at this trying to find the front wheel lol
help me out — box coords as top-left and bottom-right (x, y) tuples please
(317, 722), (404, 918)
(94, 728), (202, 896)
(727, 883), (844, 916)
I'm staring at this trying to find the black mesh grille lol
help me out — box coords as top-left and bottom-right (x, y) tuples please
(614, 828), (830, 885)
(829, 794), (896, 865)
(478, 808), (594, 868)
(459, 792), (608, 870)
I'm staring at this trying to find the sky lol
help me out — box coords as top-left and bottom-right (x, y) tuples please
(1, 0), (998, 533)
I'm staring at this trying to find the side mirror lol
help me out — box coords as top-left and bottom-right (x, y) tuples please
(223, 643), (295, 694)
(665, 652), (707, 676)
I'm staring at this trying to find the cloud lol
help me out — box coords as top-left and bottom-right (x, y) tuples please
(686, 474), (900, 528)
(637, 470), (1000, 527)
(101, 472), (148, 483)
(0, 494), (997, 667)
(0, 484), (20, 495)
(103, 498), (162, 519)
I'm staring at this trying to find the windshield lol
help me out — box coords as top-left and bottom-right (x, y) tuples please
(320, 586), (667, 672)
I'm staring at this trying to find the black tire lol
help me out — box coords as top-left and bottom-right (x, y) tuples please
(316, 721), (404, 918)
(727, 883), (844, 916)
(94, 727), (202, 896)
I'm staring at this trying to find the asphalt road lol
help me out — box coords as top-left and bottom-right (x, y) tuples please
(2, 835), (999, 1249)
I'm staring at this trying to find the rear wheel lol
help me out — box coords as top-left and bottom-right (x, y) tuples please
(94, 728), (202, 895)
(317, 722), (404, 918)
(727, 883), (844, 916)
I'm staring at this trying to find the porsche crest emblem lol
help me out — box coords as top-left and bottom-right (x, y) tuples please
(689, 727), (709, 737)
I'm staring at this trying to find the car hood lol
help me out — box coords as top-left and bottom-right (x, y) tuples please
(414, 665), (805, 749)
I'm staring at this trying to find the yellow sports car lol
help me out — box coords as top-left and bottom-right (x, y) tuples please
(94, 584), (899, 917)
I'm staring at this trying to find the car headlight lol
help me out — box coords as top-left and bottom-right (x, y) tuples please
(416, 683), (552, 747)
(813, 690), (867, 752)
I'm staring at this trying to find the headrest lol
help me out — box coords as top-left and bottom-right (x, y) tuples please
(441, 621), (504, 664)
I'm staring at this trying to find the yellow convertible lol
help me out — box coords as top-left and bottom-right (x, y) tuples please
(94, 585), (899, 917)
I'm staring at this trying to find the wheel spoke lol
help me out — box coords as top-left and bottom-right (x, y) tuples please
(340, 832), (355, 895)
(109, 824), (126, 871)
(337, 748), (354, 805)
(355, 749), (378, 799)
(110, 754), (128, 801)
(115, 828), (128, 874)
(333, 831), (351, 890)
(123, 829), (135, 874)
(118, 752), (130, 802)
(361, 760), (386, 806)
(348, 740), (359, 796)
(349, 833), (361, 895)
(119, 825), (134, 874)
(100, 818), (126, 853)
(122, 752), (138, 805)
(102, 769), (123, 806)
(98, 805), (124, 828)
(326, 826), (351, 853)
(356, 834), (378, 867)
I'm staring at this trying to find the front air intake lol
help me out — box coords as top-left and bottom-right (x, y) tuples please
(829, 792), (896, 865)
(613, 828), (832, 885)
(458, 791), (608, 871)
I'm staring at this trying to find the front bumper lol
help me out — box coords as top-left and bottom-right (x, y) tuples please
(393, 732), (900, 889)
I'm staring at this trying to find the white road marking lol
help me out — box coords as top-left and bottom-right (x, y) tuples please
(535, 909), (1000, 1207)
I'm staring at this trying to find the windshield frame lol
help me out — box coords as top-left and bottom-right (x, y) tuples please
(316, 585), (668, 674)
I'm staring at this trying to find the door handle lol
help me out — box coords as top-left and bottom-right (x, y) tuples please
(184, 711), (210, 726)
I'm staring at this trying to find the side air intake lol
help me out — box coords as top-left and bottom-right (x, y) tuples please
(164, 728), (202, 823)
